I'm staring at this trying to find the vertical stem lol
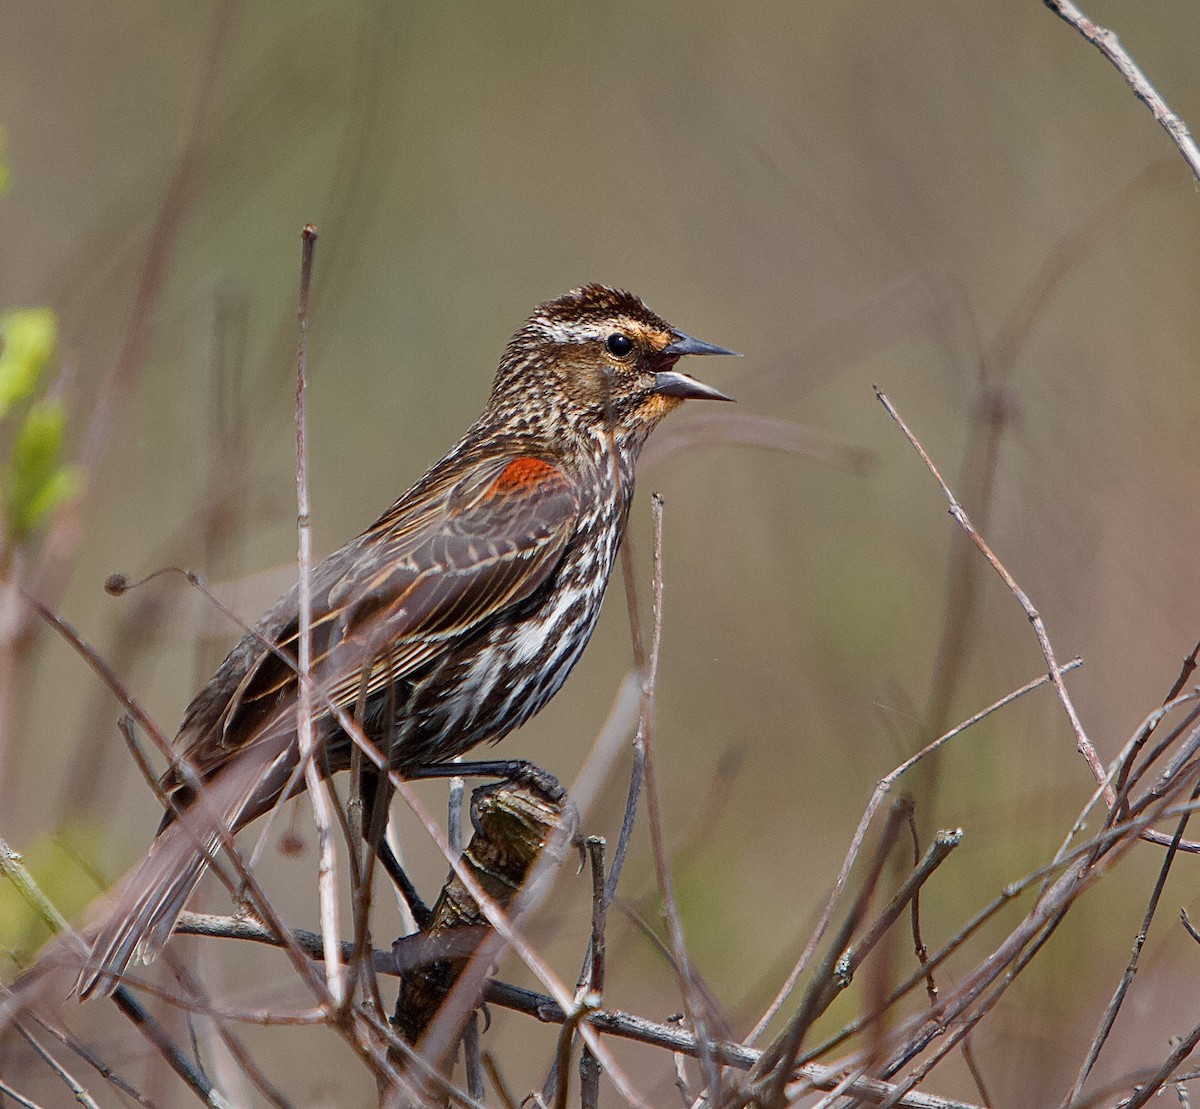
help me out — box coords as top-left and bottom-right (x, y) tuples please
(294, 223), (344, 1005)
(579, 836), (607, 1109)
(639, 494), (720, 1098)
(449, 766), (482, 1095)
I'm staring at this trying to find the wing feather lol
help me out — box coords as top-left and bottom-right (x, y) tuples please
(165, 452), (577, 790)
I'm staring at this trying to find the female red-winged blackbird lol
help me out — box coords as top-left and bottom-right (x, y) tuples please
(78, 284), (735, 999)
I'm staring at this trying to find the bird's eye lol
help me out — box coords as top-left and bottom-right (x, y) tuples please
(605, 333), (633, 358)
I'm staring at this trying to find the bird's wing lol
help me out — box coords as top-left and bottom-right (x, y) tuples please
(166, 453), (579, 787)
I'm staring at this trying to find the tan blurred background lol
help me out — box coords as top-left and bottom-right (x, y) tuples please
(4, 1), (1200, 1105)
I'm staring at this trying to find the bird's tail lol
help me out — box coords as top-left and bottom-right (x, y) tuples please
(76, 740), (289, 1000)
(76, 816), (218, 999)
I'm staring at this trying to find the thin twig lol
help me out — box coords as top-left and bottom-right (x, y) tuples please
(904, 812), (938, 1010)
(580, 837), (608, 1109)
(449, 773), (466, 854)
(876, 387), (1200, 847)
(24, 1011), (154, 1107)
(861, 783), (1200, 1095)
(452, 772), (486, 1103)
(641, 411), (875, 476)
(1064, 772), (1200, 1106)
(833, 828), (962, 1009)
(1113, 642), (1200, 805)
(463, 1014), (485, 1105)
(557, 667), (642, 1041)
(293, 222), (344, 1005)
(482, 1055), (521, 1109)
(754, 799), (910, 1108)
(0, 835), (84, 943)
(0, 1078), (47, 1109)
(167, 959), (296, 1109)
(1044, 0), (1200, 182)
(875, 387), (1101, 795)
(639, 494), (722, 1100)
(746, 659), (1081, 1044)
(961, 1036), (994, 1109)
(13, 1023), (100, 1109)
(803, 790), (1200, 1072)
(602, 692), (644, 902)
(1048, 691), (1200, 879)
(1183, 909), (1200, 947)
(111, 986), (234, 1109)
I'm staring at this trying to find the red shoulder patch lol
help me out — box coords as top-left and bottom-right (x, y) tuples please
(488, 457), (560, 496)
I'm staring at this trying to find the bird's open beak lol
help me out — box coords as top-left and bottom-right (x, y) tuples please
(654, 329), (739, 402)
(657, 328), (739, 403)
(662, 332), (740, 359)
(653, 370), (735, 402)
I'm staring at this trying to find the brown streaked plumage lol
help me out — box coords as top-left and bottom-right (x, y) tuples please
(78, 284), (736, 999)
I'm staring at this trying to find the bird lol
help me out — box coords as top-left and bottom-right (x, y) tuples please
(77, 283), (736, 999)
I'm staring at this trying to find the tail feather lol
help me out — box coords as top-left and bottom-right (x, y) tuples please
(76, 824), (216, 999)
(77, 738), (290, 1000)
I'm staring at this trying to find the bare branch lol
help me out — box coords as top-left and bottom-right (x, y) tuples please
(747, 659), (1081, 1043)
(875, 387), (1100, 796)
(1044, 0), (1200, 182)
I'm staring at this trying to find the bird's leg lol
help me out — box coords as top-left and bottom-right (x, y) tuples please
(358, 763), (432, 930)
(407, 759), (565, 803)
(409, 760), (579, 850)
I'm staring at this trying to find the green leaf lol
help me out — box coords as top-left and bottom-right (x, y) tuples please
(0, 308), (59, 422)
(21, 465), (82, 535)
(5, 398), (81, 541)
(0, 826), (109, 955)
(0, 125), (9, 196)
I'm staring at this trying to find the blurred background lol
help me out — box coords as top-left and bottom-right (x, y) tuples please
(3, 1), (1200, 1104)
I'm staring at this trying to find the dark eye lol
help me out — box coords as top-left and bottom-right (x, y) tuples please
(605, 333), (633, 358)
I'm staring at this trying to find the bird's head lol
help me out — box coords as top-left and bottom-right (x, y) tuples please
(488, 285), (736, 448)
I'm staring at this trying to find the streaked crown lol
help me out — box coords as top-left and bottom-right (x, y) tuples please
(487, 285), (735, 443)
